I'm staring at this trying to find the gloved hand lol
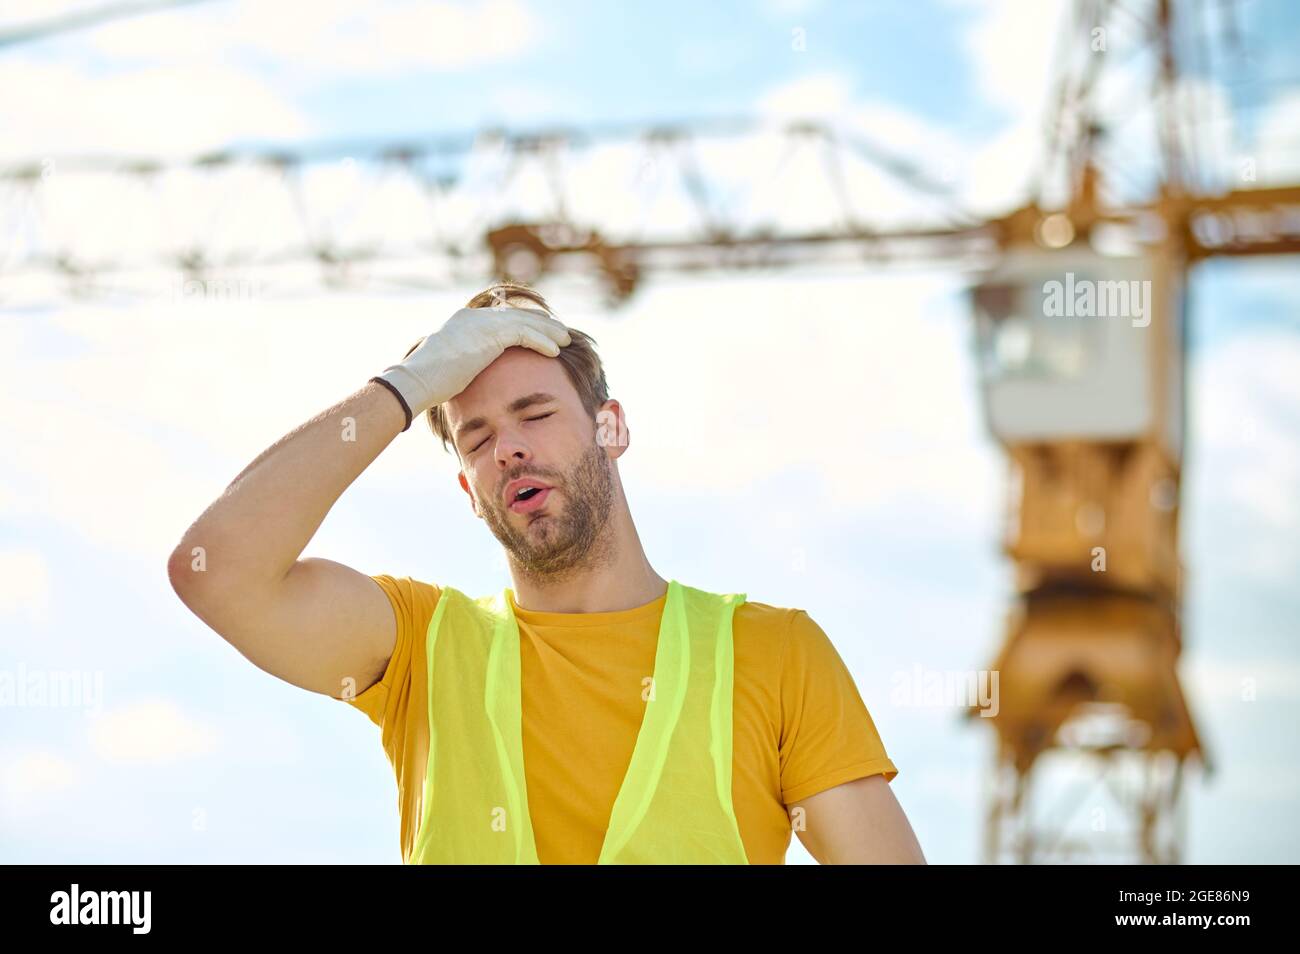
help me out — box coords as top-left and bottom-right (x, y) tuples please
(372, 306), (572, 430)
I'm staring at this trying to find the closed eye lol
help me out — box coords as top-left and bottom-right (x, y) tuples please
(469, 412), (554, 453)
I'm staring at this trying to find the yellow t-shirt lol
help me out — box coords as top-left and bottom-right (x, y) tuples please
(343, 575), (898, 864)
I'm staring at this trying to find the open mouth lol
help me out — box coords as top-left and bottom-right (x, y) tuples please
(509, 486), (553, 514)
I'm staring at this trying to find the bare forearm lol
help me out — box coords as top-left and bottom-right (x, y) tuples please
(172, 381), (406, 589)
(795, 776), (928, 864)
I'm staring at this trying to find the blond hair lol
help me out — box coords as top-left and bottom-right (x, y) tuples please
(407, 282), (610, 456)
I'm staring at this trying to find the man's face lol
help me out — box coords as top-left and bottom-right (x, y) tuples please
(448, 346), (621, 577)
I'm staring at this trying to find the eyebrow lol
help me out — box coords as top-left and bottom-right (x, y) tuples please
(454, 392), (559, 447)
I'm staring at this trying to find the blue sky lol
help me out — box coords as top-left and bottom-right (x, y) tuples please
(1, 0), (1298, 864)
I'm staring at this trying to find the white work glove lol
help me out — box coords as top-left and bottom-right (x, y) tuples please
(371, 306), (572, 431)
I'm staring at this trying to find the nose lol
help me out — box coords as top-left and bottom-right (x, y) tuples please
(493, 426), (533, 469)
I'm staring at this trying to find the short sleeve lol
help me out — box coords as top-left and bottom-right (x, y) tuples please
(339, 574), (418, 737)
(778, 609), (898, 804)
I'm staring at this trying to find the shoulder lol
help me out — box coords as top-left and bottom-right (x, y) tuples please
(729, 597), (850, 690)
(733, 598), (798, 630)
(371, 573), (441, 606)
(370, 574), (442, 626)
(730, 598), (800, 648)
(732, 598), (823, 654)
(729, 598), (811, 687)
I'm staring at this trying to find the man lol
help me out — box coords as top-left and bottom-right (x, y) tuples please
(168, 282), (926, 865)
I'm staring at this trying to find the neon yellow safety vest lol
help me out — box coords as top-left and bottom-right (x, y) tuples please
(409, 578), (750, 864)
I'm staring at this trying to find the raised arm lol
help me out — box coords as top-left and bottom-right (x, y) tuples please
(167, 382), (408, 698)
(166, 305), (572, 699)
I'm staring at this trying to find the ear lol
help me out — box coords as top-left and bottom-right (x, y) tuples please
(458, 470), (481, 518)
(596, 399), (629, 460)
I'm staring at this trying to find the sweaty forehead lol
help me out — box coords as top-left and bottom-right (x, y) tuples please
(445, 348), (576, 434)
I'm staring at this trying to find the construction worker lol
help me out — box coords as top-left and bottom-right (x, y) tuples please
(168, 282), (926, 865)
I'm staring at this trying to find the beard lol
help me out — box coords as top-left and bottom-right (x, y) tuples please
(478, 441), (616, 582)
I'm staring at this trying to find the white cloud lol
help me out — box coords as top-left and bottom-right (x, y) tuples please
(1253, 91), (1300, 186)
(952, 0), (1066, 119)
(83, 0), (544, 76)
(761, 0), (822, 17)
(750, 17), (1059, 221)
(0, 1), (546, 165)
(0, 549), (53, 627)
(88, 698), (219, 762)
(0, 59), (312, 161)
(953, 0), (1068, 211)
(753, 73), (973, 227)
(958, 118), (1057, 215)
(0, 748), (80, 818)
(756, 71), (854, 119)
(1179, 329), (1300, 589)
(481, 83), (573, 121)
(1184, 654), (1300, 703)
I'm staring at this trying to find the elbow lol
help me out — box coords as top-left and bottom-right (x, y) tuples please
(167, 542), (207, 603)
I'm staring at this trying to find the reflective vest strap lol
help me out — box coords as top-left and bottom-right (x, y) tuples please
(408, 588), (453, 865)
(409, 586), (539, 864)
(482, 591), (537, 864)
(599, 582), (750, 865)
(597, 580), (692, 862)
(709, 589), (743, 847)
